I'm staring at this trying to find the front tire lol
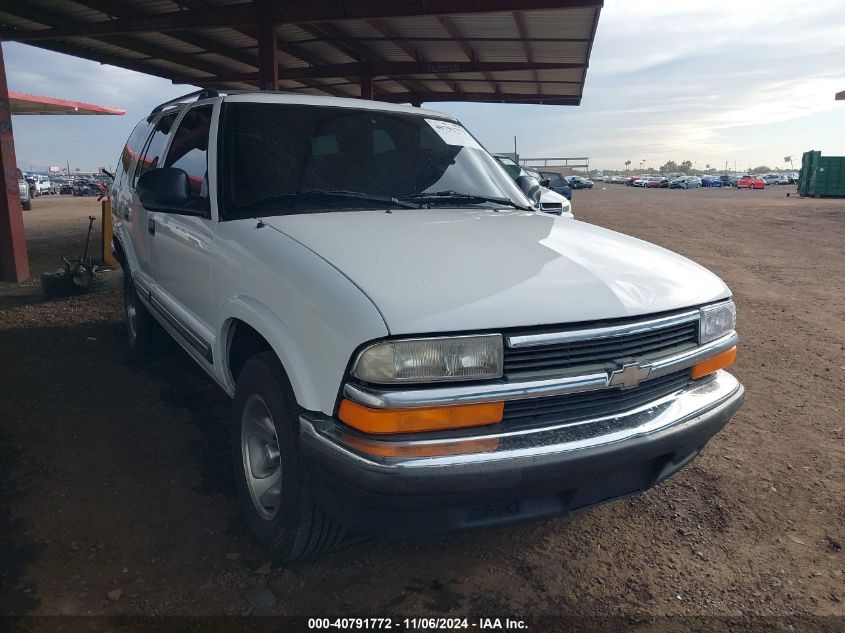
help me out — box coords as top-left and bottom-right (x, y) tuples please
(232, 352), (346, 560)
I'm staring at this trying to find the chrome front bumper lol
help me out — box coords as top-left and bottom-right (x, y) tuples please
(299, 371), (744, 537)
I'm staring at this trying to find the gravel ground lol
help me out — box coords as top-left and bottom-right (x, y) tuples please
(0, 189), (842, 620)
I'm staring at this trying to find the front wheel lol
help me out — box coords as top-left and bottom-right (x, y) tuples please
(232, 352), (346, 560)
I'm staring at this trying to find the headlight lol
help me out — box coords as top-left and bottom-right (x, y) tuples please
(699, 300), (736, 344)
(352, 335), (503, 384)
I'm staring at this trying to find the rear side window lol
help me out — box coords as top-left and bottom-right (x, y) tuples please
(133, 112), (177, 188)
(117, 119), (152, 187)
(165, 105), (213, 198)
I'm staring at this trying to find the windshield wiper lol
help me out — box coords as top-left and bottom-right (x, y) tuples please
(401, 190), (531, 211)
(240, 189), (418, 213)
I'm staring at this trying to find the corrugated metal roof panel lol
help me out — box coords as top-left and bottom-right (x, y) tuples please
(449, 13), (521, 39)
(521, 8), (598, 38)
(291, 40), (355, 65)
(3, 1), (601, 105)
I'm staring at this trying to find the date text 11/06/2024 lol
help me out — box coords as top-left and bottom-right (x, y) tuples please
(307, 618), (528, 630)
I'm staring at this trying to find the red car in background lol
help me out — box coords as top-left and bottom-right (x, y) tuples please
(646, 176), (668, 188)
(737, 175), (765, 189)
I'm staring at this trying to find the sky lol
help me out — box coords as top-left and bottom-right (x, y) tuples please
(5, 0), (845, 173)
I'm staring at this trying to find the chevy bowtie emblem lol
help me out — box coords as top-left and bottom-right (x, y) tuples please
(609, 362), (652, 389)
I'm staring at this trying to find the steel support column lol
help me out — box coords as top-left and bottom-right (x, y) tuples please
(257, 23), (278, 91)
(360, 75), (373, 99)
(0, 42), (29, 282)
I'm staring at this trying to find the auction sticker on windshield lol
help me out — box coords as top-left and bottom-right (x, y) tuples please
(426, 119), (483, 150)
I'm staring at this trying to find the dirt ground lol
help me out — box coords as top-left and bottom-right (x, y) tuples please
(0, 189), (842, 620)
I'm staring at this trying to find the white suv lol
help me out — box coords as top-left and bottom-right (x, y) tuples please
(111, 90), (744, 559)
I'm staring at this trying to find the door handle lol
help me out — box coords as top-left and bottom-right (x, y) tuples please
(148, 217), (156, 235)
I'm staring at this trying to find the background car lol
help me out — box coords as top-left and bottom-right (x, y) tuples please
(17, 168), (31, 210)
(539, 171), (572, 200)
(669, 176), (701, 189)
(632, 176), (651, 187)
(700, 175), (723, 188)
(567, 175), (593, 189)
(72, 179), (100, 196)
(777, 174), (790, 185)
(646, 176), (667, 188)
(761, 174), (781, 186)
(737, 175), (765, 189)
(493, 156), (574, 218)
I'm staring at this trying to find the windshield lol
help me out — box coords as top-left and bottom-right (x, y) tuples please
(220, 103), (531, 217)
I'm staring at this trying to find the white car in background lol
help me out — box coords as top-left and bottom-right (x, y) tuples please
(32, 175), (52, 196)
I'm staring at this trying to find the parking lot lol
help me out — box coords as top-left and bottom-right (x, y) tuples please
(1, 187), (842, 617)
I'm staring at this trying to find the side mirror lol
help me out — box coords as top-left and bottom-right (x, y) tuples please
(539, 178), (551, 188)
(516, 175), (542, 207)
(137, 167), (208, 216)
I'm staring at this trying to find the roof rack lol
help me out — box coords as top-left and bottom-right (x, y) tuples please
(148, 89), (219, 120)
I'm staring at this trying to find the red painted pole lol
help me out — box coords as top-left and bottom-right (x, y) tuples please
(0, 42), (29, 282)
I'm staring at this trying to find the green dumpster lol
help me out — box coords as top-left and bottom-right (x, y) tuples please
(799, 150), (845, 197)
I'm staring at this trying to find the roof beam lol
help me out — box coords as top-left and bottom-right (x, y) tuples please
(188, 61), (585, 83)
(0, 1), (224, 78)
(295, 23), (404, 96)
(367, 18), (457, 94)
(280, 61), (586, 80)
(435, 16), (498, 94)
(378, 91), (581, 105)
(513, 12), (541, 94)
(71, 0), (259, 68)
(1, 1), (604, 41)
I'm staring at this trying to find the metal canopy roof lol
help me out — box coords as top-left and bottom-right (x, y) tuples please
(9, 90), (125, 114)
(0, 1), (602, 106)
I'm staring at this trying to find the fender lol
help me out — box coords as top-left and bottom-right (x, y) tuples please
(216, 295), (317, 408)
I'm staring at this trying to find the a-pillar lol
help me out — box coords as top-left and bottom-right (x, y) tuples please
(0, 41), (29, 282)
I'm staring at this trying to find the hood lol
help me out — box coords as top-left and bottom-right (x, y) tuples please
(262, 209), (729, 335)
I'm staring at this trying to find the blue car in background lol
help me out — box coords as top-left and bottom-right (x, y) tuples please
(701, 175), (723, 187)
(539, 171), (573, 200)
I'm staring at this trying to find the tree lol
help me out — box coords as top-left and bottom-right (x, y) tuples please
(658, 160), (696, 175)
(751, 165), (772, 174)
(624, 160), (631, 173)
(659, 160), (679, 174)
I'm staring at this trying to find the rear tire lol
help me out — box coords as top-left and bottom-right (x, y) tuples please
(123, 269), (156, 352)
(232, 352), (346, 560)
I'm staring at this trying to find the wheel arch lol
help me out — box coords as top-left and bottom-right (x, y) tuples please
(218, 299), (320, 411)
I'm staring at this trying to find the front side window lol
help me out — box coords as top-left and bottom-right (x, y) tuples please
(133, 112), (177, 188)
(165, 105), (213, 198)
(220, 103), (530, 218)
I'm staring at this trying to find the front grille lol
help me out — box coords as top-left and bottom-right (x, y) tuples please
(503, 369), (691, 427)
(504, 318), (698, 377)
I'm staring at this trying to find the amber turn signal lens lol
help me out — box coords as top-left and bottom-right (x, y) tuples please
(338, 399), (504, 434)
(691, 346), (736, 379)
